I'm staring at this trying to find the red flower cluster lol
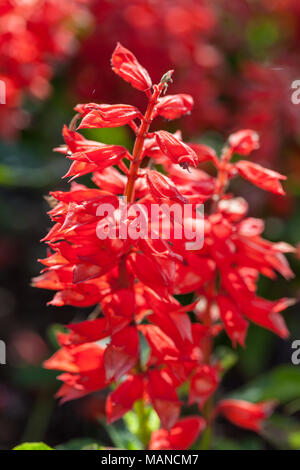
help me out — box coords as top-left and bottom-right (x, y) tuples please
(0, 0), (92, 138)
(34, 44), (294, 450)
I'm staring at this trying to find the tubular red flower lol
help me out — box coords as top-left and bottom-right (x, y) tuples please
(76, 103), (141, 129)
(228, 129), (259, 155)
(155, 130), (198, 168)
(106, 374), (144, 424)
(189, 365), (219, 409)
(149, 417), (206, 450)
(216, 399), (276, 432)
(145, 169), (189, 204)
(155, 94), (194, 120)
(235, 160), (286, 195)
(147, 369), (181, 430)
(111, 42), (152, 92)
(217, 295), (248, 347)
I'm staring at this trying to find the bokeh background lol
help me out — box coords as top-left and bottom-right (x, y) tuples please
(1, 0), (300, 450)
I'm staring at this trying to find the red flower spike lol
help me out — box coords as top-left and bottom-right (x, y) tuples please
(236, 160), (286, 195)
(111, 43), (152, 92)
(33, 45), (295, 448)
(106, 375), (144, 424)
(217, 399), (276, 432)
(228, 130), (259, 156)
(146, 169), (189, 204)
(155, 130), (198, 168)
(155, 94), (194, 120)
(149, 417), (206, 450)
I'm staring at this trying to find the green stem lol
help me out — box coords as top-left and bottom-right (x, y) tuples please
(134, 399), (149, 449)
(199, 397), (213, 450)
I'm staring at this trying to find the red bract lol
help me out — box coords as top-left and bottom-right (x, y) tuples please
(34, 44), (294, 450)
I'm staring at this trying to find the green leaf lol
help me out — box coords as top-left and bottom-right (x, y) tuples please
(46, 324), (67, 351)
(81, 127), (131, 147)
(13, 442), (53, 450)
(213, 437), (264, 450)
(12, 365), (57, 390)
(262, 413), (300, 450)
(124, 404), (160, 442)
(229, 365), (300, 403)
(102, 421), (143, 450)
(56, 438), (100, 450)
(215, 346), (238, 374)
(238, 324), (273, 378)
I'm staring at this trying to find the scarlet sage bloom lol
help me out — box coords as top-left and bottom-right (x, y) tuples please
(34, 44), (295, 450)
(111, 42), (152, 92)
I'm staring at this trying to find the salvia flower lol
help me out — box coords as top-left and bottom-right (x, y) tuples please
(34, 44), (295, 450)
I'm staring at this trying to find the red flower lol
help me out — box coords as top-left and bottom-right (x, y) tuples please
(217, 295), (248, 347)
(217, 399), (276, 432)
(147, 369), (181, 430)
(104, 326), (139, 382)
(76, 103), (141, 129)
(228, 130), (259, 156)
(56, 126), (131, 180)
(44, 343), (109, 403)
(149, 417), (205, 450)
(155, 130), (198, 168)
(155, 94), (194, 120)
(106, 374), (144, 424)
(189, 365), (219, 409)
(111, 42), (152, 92)
(145, 169), (189, 204)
